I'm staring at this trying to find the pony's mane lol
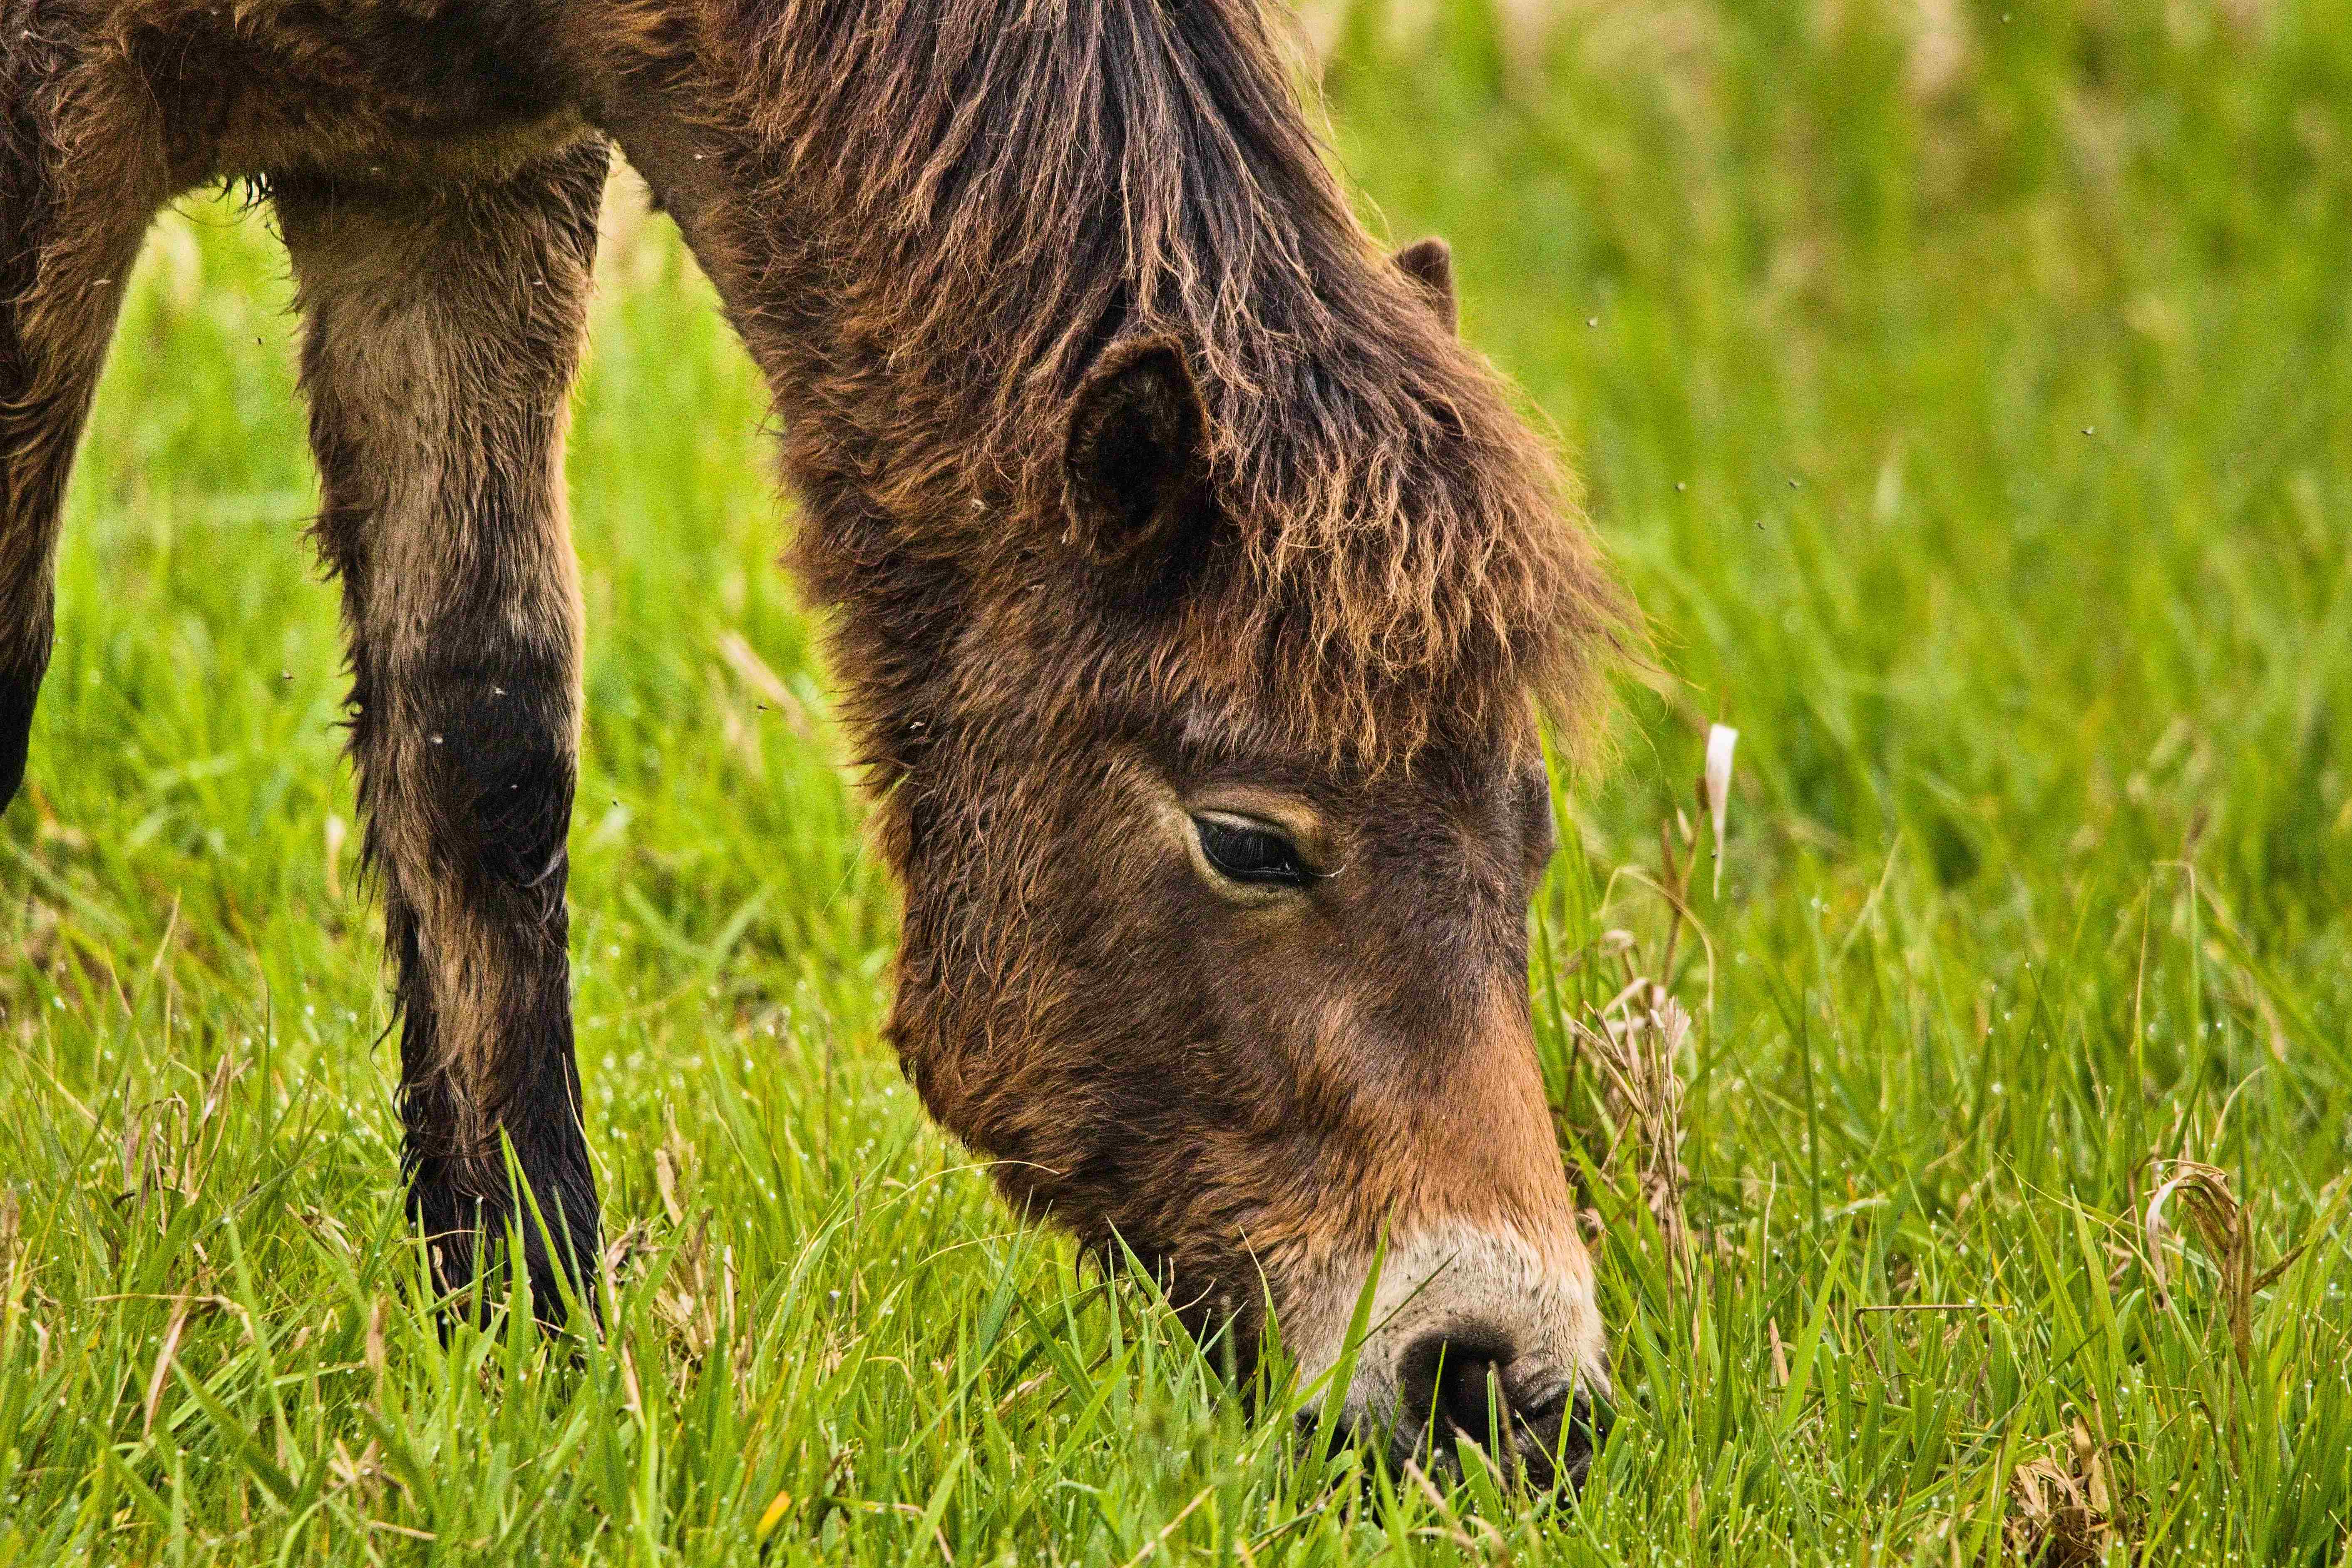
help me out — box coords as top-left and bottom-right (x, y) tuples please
(688, 0), (1629, 766)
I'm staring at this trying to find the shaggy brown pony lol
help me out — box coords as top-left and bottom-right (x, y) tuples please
(2, 0), (1628, 1487)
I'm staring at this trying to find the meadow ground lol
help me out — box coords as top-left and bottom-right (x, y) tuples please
(4, 2), (2350, 1562)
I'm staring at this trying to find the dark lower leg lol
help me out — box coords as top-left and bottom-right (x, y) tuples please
(372, 660), (600, 1313)
(0, 642), (41, 813)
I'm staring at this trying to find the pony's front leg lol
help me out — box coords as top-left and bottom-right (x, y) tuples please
(275, 143), (610, 1322)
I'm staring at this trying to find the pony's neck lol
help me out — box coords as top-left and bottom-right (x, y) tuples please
(590, 72), (804, 395)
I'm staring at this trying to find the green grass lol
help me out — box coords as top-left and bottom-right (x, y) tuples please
(5, 2), (2350, 1561)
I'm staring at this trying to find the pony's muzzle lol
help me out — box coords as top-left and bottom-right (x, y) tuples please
(1283, 1222), (1613, 1495)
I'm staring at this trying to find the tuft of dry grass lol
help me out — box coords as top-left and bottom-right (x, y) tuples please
(2005, 1419), (2116, 1567)
(1575, 984), (1693, 1273)
(1565, 726), (1736, 1277)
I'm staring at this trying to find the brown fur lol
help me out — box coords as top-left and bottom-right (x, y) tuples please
(2, 0), (1629, 1472)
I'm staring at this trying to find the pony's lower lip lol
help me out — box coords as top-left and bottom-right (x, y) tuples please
(1287, 1363), (1610, 1499)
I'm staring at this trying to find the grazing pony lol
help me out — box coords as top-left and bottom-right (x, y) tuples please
(1, 0), (1627, 1486)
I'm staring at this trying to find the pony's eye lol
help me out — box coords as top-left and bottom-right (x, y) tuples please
(1192, 815), (1316, 888)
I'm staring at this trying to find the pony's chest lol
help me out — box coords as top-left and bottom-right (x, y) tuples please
(117, 0), (583, 186)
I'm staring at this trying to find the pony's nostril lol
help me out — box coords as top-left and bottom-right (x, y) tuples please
(1517, 1379), (1572, 1442)
(1429, 1343), (1507, 1450)
(1505, 1380), (1580, 1485)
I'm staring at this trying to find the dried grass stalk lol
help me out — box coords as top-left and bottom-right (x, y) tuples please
(1575, 989), (1691, 1273)
(2141, 1158), (2307, 1375)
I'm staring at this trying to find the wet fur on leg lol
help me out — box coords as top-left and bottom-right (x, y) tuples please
(278, 144), (610, 1323)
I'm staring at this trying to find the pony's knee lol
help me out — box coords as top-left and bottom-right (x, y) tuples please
(427, 668), (578, 895)
(350, 647), (578, 918)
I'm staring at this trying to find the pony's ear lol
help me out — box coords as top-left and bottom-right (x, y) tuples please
(1392, 237), (1458, 335)
(1063, 337), (1207, 563)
